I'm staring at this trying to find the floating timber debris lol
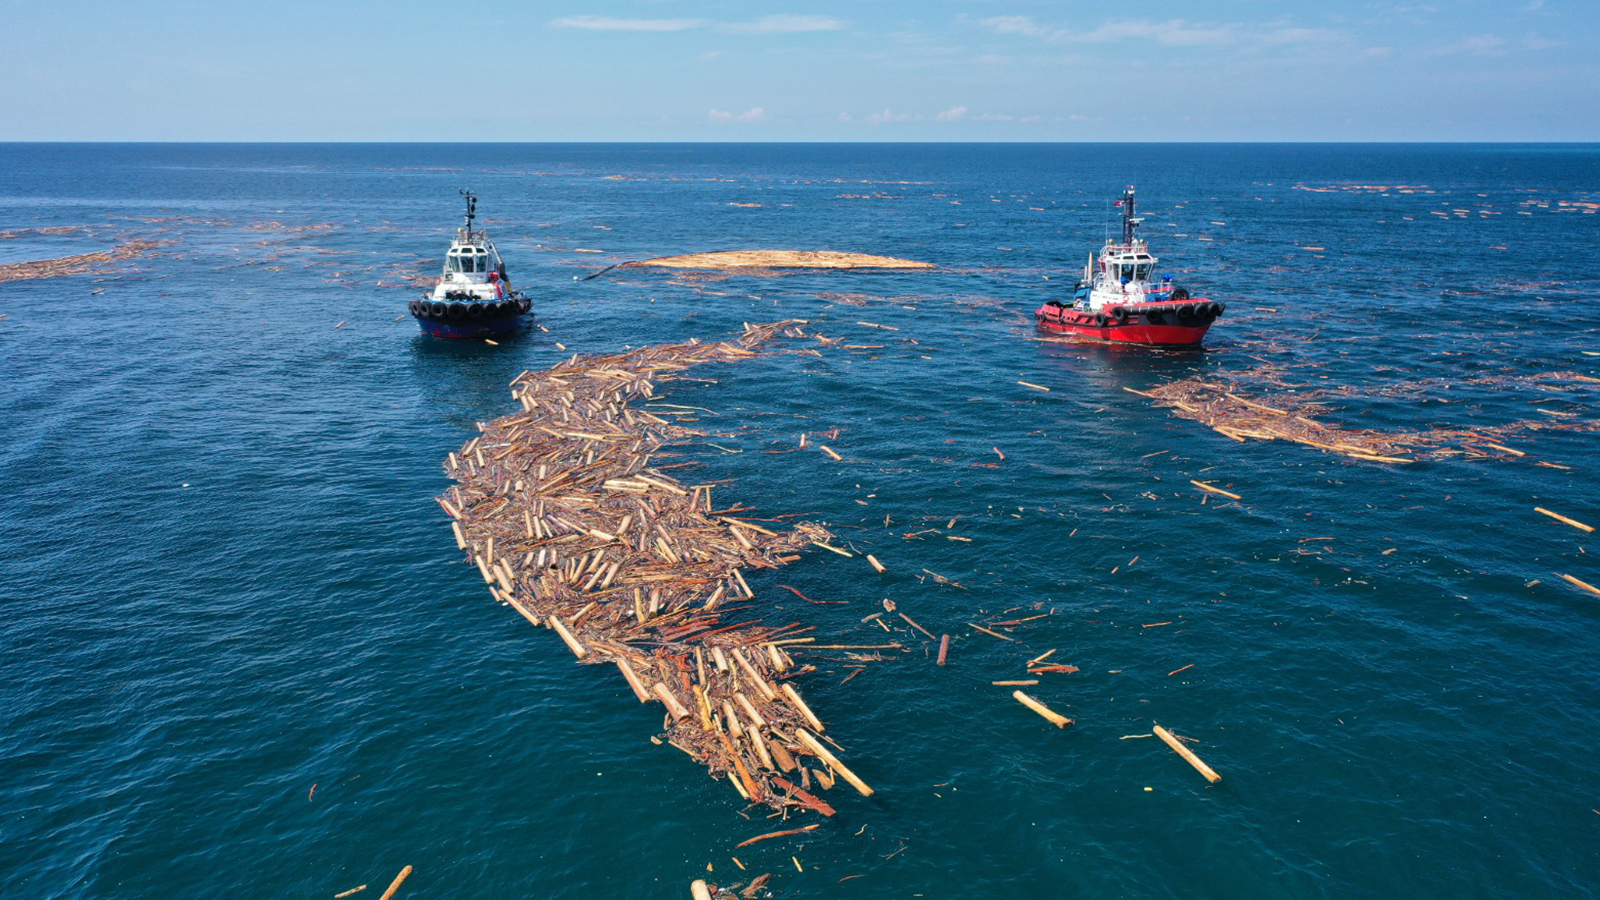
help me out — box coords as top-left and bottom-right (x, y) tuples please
(1153, 725), (1221, 783)
(584, 249), (936, 280)
(1127, 372), (1600, 463)
(0, 238), (166, 285)
(1012, 690), (1073, 728)
(443, 320), (874, 814)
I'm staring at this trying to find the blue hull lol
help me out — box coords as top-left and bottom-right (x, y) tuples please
(414, 313), (526, 339)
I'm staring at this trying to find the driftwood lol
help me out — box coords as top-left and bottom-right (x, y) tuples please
(443, 321), (871, 814)
(1130, 373), (1600, 463)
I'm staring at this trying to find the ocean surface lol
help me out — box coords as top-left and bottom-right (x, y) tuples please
(1, 143), (1597, 900)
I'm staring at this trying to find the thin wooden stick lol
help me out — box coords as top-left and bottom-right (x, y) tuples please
(1154, 725), (1221, 783)
(735, 823), (820, 848)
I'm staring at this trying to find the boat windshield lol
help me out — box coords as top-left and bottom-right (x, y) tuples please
(448, 251), (490, 273)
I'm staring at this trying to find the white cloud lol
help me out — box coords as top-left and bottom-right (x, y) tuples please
(980, 15), (1343, 49)
(864, 108), (917, 124)
(723, 15), (844, 35)
(708, 107), (769, 124)
(936, 106), (969, 122)
(550, 15), (708, 32)
(980, 16), (1053, 38)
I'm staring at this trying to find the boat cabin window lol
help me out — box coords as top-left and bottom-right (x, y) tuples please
(449, 251), (490, 273)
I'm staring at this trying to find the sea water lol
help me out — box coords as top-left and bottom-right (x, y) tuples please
(1, 143), (1598, 899)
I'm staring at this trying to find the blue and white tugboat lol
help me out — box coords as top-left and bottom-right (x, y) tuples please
(408, 191), (531, 338)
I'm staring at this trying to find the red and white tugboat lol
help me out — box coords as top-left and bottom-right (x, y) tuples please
(1036, 186), (1223, 346)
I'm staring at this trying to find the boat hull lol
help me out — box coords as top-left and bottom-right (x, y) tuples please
(410, 294), (531, 339)
(414, 313), (525, 339)
(1035, 306), (1213, 346)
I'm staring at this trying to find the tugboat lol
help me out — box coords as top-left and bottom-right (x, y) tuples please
(1036, 186), (1223, 346)
(408, 191), (531, 338)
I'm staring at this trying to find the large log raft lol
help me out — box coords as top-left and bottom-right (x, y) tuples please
(441, 320), (869, 814)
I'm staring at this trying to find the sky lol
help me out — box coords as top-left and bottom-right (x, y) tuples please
(2, 0), (1596, 141)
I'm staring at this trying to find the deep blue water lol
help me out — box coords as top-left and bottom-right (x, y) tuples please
(1, 143), (1598, 899)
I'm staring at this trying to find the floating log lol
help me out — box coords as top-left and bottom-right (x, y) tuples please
(1012, 690), (1072, 728)
(794, 728), (873, 796)
(691, 879), (713, 900)
(654, 683), (692, 721)
(377, 866), (413, 900)
(1559, 573), (1600, 597)
(866, 553), (885, 573)
(936, 634), (950, 666)
(1153, 725), (1221, 783)
(1190, 480), (1242, 500)
(1536, 507), (1594, 533)
(781, 683), (825, 732)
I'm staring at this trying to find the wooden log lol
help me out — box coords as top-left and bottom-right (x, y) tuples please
(735, 692), (769, 729)
(819, 445), (843, 461)
(334, 887), (367, 898)
(691, 879), (713, 900)
(769, 736), (798, 772)
(781, 683), (825, 732)
(1012, 690), (1072, 728)
(968, 622), (1017, 642)
(549, 616), (588, 659)
(451, 521), (466, 550)
(1154, 725), (1221, 783)
(1559, 573), (1600, 597)
(748, 727), (776, 770)
(866, 554), (885, 573)
(732, 649), (778, 700)
(773, 775), (835, 816)
(1536, 507), (1594, 533)
(616, 659), (651, 703)
(899, 612), (936, 641)
(722, 700), (744, 738)
(937, 634), (950, 666)
(377, 866), (413, 900)
(1191, 480), (1242, 500)
(652, 683), (692, 721)
(794, 728), (872, 796)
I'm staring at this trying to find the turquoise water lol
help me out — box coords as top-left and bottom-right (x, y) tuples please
(1, 144), (1597, 899)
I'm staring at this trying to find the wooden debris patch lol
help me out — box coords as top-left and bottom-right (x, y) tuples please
(442, 320), (872, 814)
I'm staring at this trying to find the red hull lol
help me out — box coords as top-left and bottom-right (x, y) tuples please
(1035, 305), (1214, 347)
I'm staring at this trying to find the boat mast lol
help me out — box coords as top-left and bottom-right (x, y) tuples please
(1120, 185), (1138, 245)
(460, 189), (478, 239)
